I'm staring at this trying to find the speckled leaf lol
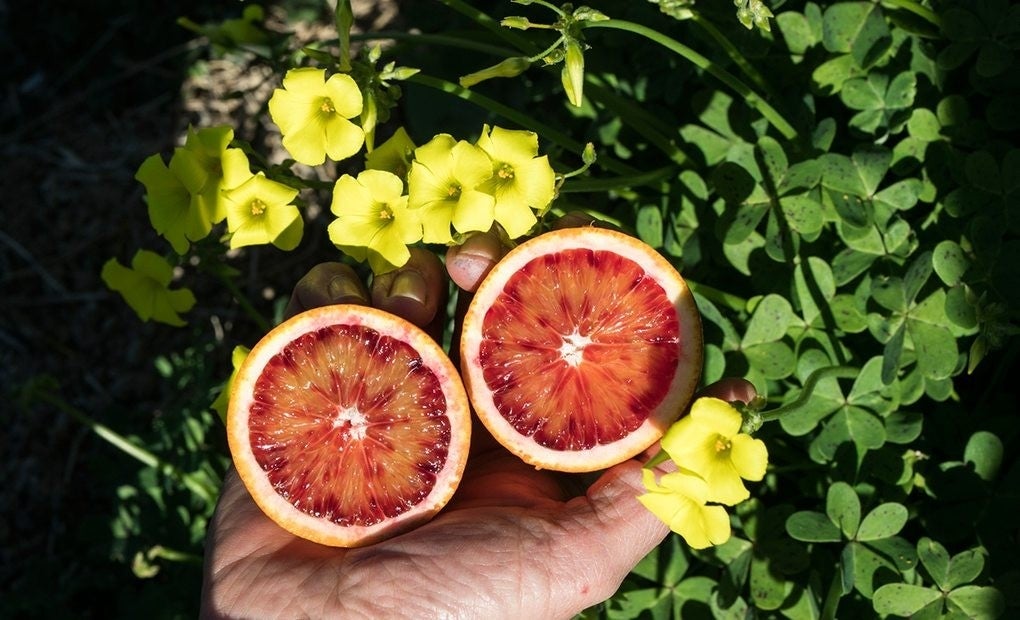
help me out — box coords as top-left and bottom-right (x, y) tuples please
(827, 482), (861, 539)
(744, 342), (797, 380)
(907, 318), (958, 380)
(786, 511), (842, 542)
(947, 586), (1006, 619)
(873, 584), (942, 616)
(933, 240), (969, 286)
(743, 294), (796, 346)
(822, 2), (892, 69)
(964, 431), (1004, 482)
(857, 503), (908, 541)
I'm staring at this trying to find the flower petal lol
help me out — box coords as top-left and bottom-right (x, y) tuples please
(323, 115), (365, 162)
(690, 397), (743, 436)
(323, 72), (363, 118)
(730, 434), (769, 481)
(452, 190), (495, 234)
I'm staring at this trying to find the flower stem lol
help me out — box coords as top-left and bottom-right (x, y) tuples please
(407, 73), (639, 177)
(687, 280), (747, 313)
(760, 365), (859, 422)
(214, 270), (272, 333)
(690, 12), (774, 98)
(582, 19), (800, 142)
(34, 389), (219, 506)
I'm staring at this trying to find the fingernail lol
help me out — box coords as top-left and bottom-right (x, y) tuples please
(328, 276), (366, 304)
(388, 270), (428, 305)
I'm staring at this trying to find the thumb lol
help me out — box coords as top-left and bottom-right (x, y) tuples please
(553, 460), (670, 615)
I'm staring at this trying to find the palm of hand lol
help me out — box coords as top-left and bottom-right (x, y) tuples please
(202, 433), (664, 619)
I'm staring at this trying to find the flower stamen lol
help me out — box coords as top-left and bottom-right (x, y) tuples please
(249, 198), (267, 216)
(320, 98), (337, 114)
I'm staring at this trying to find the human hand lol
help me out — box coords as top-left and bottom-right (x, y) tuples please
(201, 225), (757, 619)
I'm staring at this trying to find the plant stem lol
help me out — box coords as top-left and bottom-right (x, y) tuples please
(35, 390), (219, 506)
(687, 280), (748, 313)
(690, 13), (774, 98)
(760, 366), (859, 422)
(582, 19), (800, 142)
(881, 0), (941, 27)
(560, 165), (678, 193)
(352, 31), (518, 57)
(214, 270), (272, 333)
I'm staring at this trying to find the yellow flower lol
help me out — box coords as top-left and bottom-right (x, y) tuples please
(180, 125), (234, 224)
(328, 169), (422, 274)
(475, 124), (555, 238)
(638, 469), (731, 549)
(661, 397), (769, 506)
(135, 150), (212, 255)
(365, 126), (416, 179)
(222, 173), (303, 250)
(407, 134), (495, 244)
(268, 67), (365, 166)
(101, 250), (196, 326)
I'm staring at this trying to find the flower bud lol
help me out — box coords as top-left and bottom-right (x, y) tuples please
(560, 39), (585, 107)
(500, 16), (533, 30)
(459, 57), (532, 88)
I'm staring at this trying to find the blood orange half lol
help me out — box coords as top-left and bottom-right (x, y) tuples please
(227, 304), (471, 547)
(460, 227), (703, 472)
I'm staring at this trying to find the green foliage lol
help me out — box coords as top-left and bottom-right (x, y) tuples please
(69, 0), (1020, 616)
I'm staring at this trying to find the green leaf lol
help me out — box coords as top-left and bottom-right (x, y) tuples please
(872, 276), (906, 312)
(776, 10), (817, 55)
(756, 136), (788, 184)
(946, 548), (986, 590)
(856, 503), (908, 541)
(849, 540), (901, 597)
(743, 342), (796, 380)
(812, 406), (887, 459)
(636, 205), (663, 248)
(908, 108), (942, 142)
(786, 511), (843, 542)
(964, 431), (1004, 482)
(826, 482), (861, 539)
(749, 555), (787, 610)
(906, 318), (958, 380)
(874, 179), (922, 214)
(830, 294), (869, 332)
(822, 2), (892, 69)
(334, 0), (354, 71)
(833, 248), (878, 285)
(793, 257), (836, 326)
(873, 584), (942, 616)
(812, 54), (862, 94)
(933, 240), (970, 286)
(778, 160), (822, 195)
(743, 295), (795, 346)
(884, 410), (923, 444)
(903, 251), (933, 304)
(946, 586), (1006, 619)
(781, 194), (825, 237)
(917, 537), (951, 590)
(712, 161), (757, 204)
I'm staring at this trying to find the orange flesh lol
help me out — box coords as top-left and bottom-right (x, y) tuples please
(479, 249), (680, 450)
(248, 324), (450, 527)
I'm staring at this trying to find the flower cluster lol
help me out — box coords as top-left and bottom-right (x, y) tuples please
(638, 397), (768, 549)
(326, 123), (555, 273)
(118, 59), (556, 325)
(135, 126), (303, 254)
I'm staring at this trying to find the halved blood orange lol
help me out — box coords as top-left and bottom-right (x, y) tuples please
(460, 227), (703, 472)
(227, 304), (471, 547)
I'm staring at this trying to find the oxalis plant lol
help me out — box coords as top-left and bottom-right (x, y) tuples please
(90, 0), (1017, 617)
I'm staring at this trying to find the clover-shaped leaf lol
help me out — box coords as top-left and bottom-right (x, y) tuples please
(822, 2), (892, 69)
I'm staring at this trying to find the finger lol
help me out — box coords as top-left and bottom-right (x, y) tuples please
(445, 230), (507, 293)
(552, 460), (670, 615)
(370, 247), (447, 335)
(696, 377), (757, 405)
(284, 262), (369, 319)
